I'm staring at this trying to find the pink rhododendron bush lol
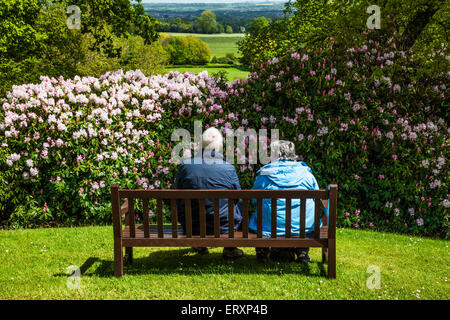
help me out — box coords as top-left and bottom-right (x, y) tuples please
(0, 34), (448, 237)
(0, 70), (226, 226)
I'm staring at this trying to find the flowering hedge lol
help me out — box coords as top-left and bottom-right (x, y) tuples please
(0, 33), (448, 237)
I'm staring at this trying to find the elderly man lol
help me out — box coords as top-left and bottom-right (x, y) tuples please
(248, 140), (328, 263)
(175, 127), (244, 259)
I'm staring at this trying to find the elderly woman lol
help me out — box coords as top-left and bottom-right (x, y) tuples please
(175, 127), (244, 259)
(248, 140), (328, 263)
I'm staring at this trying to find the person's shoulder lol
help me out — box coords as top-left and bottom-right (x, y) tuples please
(180, 157), (202, 165)
(296, 161), (314, 172)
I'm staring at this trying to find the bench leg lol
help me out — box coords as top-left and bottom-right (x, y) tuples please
(322, 247), (328, 264)
(124, 247), (133, 265)
(327, 239), (336, 279)
(114, 239), (123, 277)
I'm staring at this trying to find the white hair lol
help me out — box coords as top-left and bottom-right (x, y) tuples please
(271, 140), (296, 160)
(202, 127), (223, 152)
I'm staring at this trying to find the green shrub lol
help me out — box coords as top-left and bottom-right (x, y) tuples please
(164, 36), (211, 65)
(226, 33), (449, 238)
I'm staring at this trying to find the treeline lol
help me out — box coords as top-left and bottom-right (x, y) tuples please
(146, 1), (286, 34)
(158, 10), (236, 34)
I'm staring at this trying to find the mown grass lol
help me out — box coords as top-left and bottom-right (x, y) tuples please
(0, 226), (448, 300)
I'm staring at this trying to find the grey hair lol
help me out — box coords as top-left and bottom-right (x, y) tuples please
(202, 127), (223, 152)
(271, 140), (297, 160)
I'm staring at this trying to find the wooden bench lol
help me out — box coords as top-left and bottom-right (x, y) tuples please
(111, 184), (337, 279)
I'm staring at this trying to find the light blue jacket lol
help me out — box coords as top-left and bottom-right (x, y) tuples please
(248, 159), (328, 236)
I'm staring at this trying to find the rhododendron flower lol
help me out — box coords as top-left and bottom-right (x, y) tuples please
(30, 167), (39, 177)
(416, 218), (424, 226)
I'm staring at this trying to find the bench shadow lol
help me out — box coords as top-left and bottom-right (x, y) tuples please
(54, 248), (328, 278)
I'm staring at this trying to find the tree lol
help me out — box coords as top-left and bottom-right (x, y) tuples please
(195, 10), (217, 34)
(54, 0), (160, 58)
(0, 0), (83, 94)
(225, 25), (233, 34)
(249, 16), (271, 35)
(164, 36), (211, 65)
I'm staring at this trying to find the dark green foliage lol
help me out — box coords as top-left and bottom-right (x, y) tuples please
(238, 0), (449, 69)
(164, 36), (211, 65)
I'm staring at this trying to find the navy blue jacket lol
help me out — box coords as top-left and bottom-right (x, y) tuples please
(174, 151), (242, 235)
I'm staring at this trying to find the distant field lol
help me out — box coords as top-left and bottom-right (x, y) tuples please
(164, 65), (249, 82)
(162, 32), (244, 58)
(163, 33), (245, 38)
(161, 32), (248, 80)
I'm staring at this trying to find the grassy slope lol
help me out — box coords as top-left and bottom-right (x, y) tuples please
(0, 226), (448, 299)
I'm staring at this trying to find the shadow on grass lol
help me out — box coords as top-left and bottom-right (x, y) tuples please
(54, 248), (328, 278)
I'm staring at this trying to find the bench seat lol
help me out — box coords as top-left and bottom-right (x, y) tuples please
(121, 225), (329, 247)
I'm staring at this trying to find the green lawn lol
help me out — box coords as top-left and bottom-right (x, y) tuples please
(163, 32), (244, 58)
(164, 65), (249, 82)
(161, 32), (249, 81)
(0, 226), (448, 299)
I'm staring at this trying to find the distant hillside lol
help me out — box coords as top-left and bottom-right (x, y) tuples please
(144, 1), (288, 33)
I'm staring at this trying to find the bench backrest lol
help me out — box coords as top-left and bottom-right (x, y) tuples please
(111, 185), (337, 240)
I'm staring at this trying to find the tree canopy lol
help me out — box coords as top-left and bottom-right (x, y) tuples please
(0, 0), (162, 95)
(238, 0), (449, 69)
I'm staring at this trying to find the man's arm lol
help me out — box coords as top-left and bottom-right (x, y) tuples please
(174, 164), (185, 189)
(230, 168), (241, 190)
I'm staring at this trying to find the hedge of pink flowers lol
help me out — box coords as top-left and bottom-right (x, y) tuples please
(0, 32), (448, 237)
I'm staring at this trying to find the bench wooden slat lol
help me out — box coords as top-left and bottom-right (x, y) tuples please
(228, 199), (234, 238)
(157, 199), (163, 238)
(122, 225), (329, 240)
(122, 236), (328, 248)
(119, 189), (329, 199)
(271, 198), (277, 238)
(128, 197), (135, 238)
(322, 199), (328, 226)
(199, 199), (206, 238)
(214, 199), (220, 238)
(257, 198), (263, 238)
(242, 199), (249, 238)
(314, 198), (321, 239)
(285, 198), (291, 238)
(142, 199), (150, 238)
(185, 199), (192, 238)
(300, 198), (306, 238)
(170, 199), (178, 238)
